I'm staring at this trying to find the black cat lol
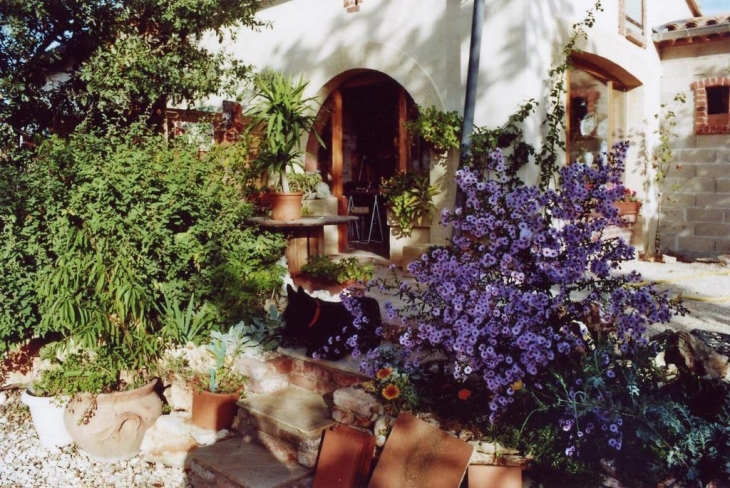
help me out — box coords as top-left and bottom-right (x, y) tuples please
(282, 284), (382, 360)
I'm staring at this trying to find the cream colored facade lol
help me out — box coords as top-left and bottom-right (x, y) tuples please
(213, 0), (727, 261)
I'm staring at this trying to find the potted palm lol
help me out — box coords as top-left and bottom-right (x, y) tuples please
(246, 72), (324, 221)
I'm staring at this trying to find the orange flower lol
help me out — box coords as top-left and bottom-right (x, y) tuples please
(458, 388), (472, 401)
(382, 384), (401, 401)
(511, 380), (523, 391)
(376, 367), (393, 379)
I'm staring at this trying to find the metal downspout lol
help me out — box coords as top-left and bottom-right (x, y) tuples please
(453, 0), (484, 237)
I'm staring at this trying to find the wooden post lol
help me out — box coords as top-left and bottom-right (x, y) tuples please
(398, 88), (408, 172)
(332, 89), (348, 251)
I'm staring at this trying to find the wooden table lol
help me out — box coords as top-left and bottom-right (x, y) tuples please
(247, 216), (358, 274)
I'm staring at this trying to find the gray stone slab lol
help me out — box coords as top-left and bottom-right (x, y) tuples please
(239, 386), (335, 439)
(188, 438), (312, 488)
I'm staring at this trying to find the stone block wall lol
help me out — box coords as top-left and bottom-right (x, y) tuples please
(658, 148), (730, 259)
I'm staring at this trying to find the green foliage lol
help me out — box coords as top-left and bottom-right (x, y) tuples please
(300, 256), (374, 284)
(245, 72), (324, 193)
(406, 105), (463, 152)
(0, 124), (286, 364)
(288, 172), (323, 195)
(0, 0), (263, 140)
(32, 348), (131, 397)
(481, 331), (730, 487)
(653, 93), (686, 185)
(380, 171), (439, 237)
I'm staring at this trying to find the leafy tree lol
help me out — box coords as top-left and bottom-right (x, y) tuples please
(0, 0), (263, 141)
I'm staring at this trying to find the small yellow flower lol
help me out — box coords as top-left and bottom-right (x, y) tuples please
(382, 384), (401, 401)
(376, 367), (393, 379)
(511, 380), (523, 391)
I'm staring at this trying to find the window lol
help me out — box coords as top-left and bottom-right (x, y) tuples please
(691, 78), (730, 134)
(620, 0), (645, 47)
(707, 86), (729, 115)
(567, 61), (627, 164)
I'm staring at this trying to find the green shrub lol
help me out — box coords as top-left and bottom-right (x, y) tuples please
(0, 124), (286, 364)
(301, 256), (373, 284)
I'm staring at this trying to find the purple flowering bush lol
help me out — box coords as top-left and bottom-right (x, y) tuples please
(358, 142), (678, 416)
(344, 141), (730, 485)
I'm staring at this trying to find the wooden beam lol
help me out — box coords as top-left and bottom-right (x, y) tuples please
(398, 88), (408, 172)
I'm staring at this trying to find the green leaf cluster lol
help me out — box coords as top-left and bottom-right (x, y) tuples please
(301, 256), (374, 284)
(0, 124), (286, 365)
(245, 72), (325, 193)
(380, 171), (439, 237)
(0, 0), (263, 140)
(406, 105), (463, 152)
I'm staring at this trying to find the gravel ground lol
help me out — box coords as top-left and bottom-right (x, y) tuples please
(0, 389), (189, 488)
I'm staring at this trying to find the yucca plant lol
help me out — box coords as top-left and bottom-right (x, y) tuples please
(246, 72), (324, 193)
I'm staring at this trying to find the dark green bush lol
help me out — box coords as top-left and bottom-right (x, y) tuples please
(0, 125), (286, 364)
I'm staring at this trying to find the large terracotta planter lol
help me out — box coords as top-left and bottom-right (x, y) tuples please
(21, 389), (73, 450)
(64, 379), (163, 462)
(270, 192), (303, 221)
(191, 389), (240, 431)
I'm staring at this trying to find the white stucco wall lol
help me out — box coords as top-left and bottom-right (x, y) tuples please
(212, 0), (697, 256)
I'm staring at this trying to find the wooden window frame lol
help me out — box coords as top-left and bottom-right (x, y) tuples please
(618, 0), (646, 48)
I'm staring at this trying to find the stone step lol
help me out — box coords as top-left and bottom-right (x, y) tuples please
(187, 437), (312, 488)
(236, 385), (336, 467)
(279, 346), (367, 394)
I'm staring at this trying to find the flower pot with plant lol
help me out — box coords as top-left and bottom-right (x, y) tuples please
(295, 255), (374, 295)
(380, 171), (439, 238)
(614, 187), (642, 222)
(246, 72), (324, 221)
(21, 348), (74, 451)
(186, 334), (249, 431)
(52, 349), (162, 463)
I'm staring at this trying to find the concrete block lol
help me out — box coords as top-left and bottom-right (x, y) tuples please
(686, 208), (725, 222)
(664, 177), (714, 193)
(696, 193), (730, 208)
(695, 223), (730, 237)
(677, 235), (716, 252)
(662, 193), (696, 207)
(717, 179), (730, 193)
(695, 163), (729, 178)
(675, 148), (717, 163)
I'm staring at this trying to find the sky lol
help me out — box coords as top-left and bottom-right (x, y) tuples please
(701, 0), (730, 15)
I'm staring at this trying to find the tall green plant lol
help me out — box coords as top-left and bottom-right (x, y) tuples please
(1, 124), (286, 364)
(245, 72), (324, 193)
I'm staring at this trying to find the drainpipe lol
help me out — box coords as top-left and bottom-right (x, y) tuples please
(453, 0), (484, 237)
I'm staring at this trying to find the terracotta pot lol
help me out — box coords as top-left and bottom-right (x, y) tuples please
(21, 390), (73, 450)
(615, 201), (641, 216)
(64, 380), (162, 462)
(270, 192), (303, 221)
(191, 389), (240, 431)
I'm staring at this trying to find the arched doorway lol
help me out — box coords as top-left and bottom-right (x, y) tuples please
(307, 71), (425, 258)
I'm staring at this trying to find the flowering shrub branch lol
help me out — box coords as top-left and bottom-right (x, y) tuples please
(355, 143), (683, 425)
